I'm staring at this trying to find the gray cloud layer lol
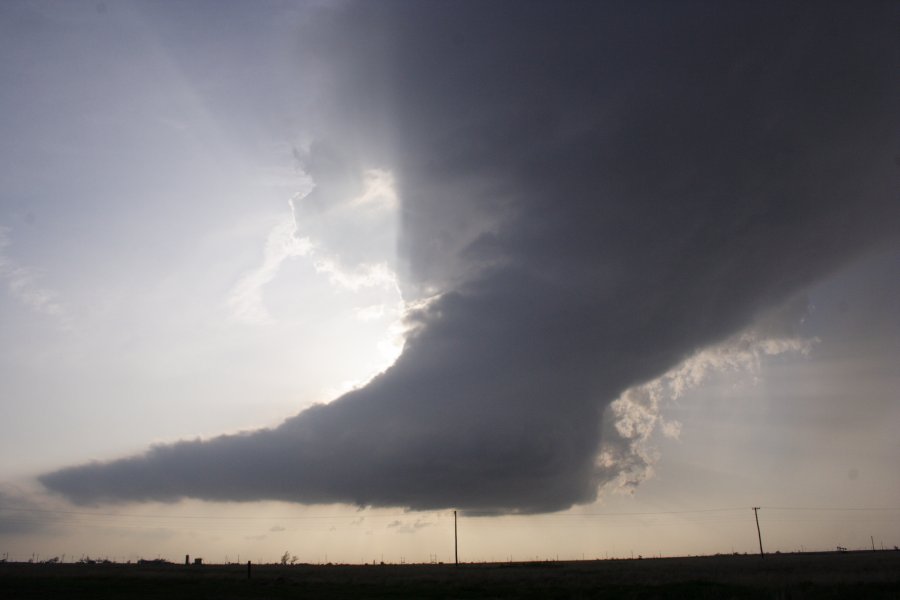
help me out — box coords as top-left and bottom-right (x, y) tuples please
(41, 1), (900, 513)
(0, 485), (58, 535)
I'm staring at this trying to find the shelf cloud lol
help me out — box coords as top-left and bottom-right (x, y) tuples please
(41, 1), (900, 513)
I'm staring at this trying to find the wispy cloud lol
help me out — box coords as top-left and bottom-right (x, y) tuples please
(0, 225), (68, 324)
(226, 168), (401, 324)
(386, 517), (434, 534)
(310, 258), (398, 293)
(598, 300), (817, 492)
(225, 207), (312, 324)
(347, 169), (398, 211)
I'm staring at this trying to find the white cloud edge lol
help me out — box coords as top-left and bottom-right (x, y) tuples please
(225, 168), (402, 326)
(598, 324), (816, 493)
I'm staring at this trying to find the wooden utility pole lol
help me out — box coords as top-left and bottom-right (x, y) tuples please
(753, 507), (764, 558)
(454, 510), (459, 565)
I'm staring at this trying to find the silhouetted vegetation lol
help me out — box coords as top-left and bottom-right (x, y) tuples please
(1, 550), (899, 599)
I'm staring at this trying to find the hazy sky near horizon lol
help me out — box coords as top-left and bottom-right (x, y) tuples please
(1, 0), (899, 562)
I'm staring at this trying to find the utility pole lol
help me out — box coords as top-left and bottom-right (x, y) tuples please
(753, 507), (764, 558)
(454, 510), (459, 565)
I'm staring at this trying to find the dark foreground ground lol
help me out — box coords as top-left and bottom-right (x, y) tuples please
(2, 551), (899, 599)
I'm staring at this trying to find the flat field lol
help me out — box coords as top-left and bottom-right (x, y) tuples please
(2, 551), (899, 599)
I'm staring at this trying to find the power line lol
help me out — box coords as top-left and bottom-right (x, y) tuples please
(0, 506), (440, 520)
(0, 506), (744, 520)
(761, 506), (900, 512)
(2, 504), (897, 521)
(540, 508), (748, 517)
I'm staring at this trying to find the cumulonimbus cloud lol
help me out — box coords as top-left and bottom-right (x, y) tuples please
(41, 1), (900, 513)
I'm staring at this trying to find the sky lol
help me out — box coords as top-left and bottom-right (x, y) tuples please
(1, 0), (899, 563)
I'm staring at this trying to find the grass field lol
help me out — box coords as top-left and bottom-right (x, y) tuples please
(2, 551), (899, 599)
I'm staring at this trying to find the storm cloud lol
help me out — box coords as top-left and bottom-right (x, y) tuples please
(41, 1), (900, 513)
(0, 485), (59, 535)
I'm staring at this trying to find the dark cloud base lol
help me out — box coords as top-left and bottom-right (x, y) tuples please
(41, 1), (900, 513)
